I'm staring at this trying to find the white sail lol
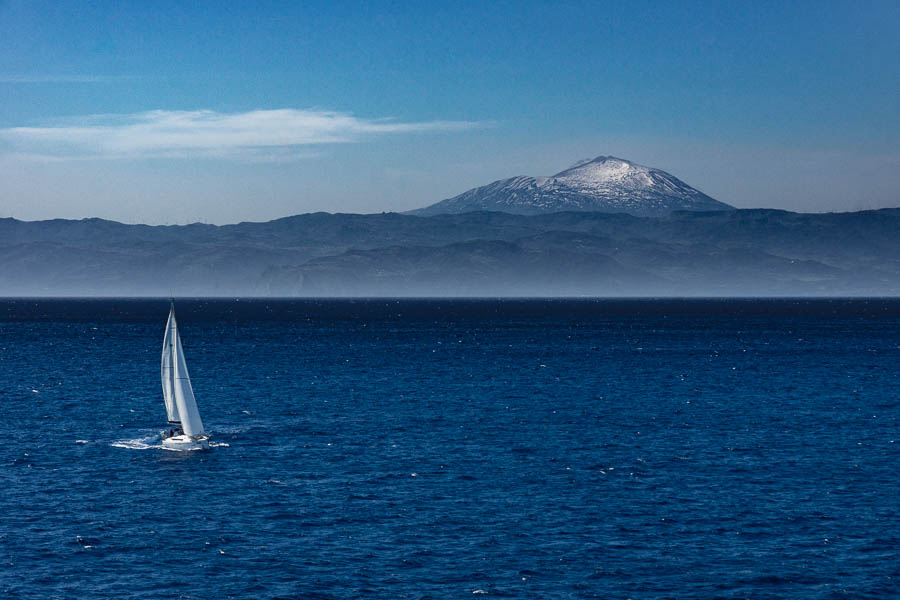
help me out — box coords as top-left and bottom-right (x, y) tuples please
(160, 305), (180, 423)
(170, 310), (205, 436)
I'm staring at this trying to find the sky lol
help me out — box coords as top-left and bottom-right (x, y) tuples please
(1, 0), (898, 224)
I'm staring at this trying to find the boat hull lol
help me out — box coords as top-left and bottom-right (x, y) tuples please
(162, 434), (210, 451)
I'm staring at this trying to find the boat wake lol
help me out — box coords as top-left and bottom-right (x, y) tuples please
(111, 434), (162, 450)
(111, 434), (227, 451)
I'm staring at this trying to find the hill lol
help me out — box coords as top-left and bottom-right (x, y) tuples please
(1, 208), (899, 296)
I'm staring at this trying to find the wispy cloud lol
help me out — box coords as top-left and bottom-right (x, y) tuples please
(0, 75), (134, 83)
(0, 109), (486, 160)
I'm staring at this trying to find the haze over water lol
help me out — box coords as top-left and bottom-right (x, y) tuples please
(3, 298), (898, 599)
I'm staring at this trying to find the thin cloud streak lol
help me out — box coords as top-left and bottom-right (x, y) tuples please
(0, 109), (487, 160)
(0, 75), (135, 83)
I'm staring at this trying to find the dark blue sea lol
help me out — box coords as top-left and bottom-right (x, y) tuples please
(2, 299), (899, 599)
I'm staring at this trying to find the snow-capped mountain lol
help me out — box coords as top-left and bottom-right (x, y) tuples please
(411, 156), (734, 217)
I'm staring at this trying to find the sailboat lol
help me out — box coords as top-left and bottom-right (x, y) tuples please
(160, 301), (210, 450)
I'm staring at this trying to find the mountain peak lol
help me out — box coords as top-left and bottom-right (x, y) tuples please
(557, 155), (633, 171)
(411, 155), (734, 217)
(560, 155), (629, 171)
(551, 156), (652, 187)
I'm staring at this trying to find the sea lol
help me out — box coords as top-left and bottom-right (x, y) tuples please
(2, 298), (898, 599)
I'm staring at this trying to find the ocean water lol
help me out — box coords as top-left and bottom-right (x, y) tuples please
(2, 298), (899, 599)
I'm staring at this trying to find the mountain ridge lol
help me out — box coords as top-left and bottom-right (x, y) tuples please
(1, 208), (898, 296)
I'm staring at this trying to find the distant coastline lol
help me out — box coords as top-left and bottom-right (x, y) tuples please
(1, 207), (898, 297)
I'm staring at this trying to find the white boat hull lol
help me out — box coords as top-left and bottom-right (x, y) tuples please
(162, 434), (210, 451)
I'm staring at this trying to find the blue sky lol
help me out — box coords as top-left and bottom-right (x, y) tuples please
(1, 0), (898, 223)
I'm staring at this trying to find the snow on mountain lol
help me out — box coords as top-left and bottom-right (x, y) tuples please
(411, 156), (734, 217)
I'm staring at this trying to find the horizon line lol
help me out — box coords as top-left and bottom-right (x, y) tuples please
(2, 205), (899, 227)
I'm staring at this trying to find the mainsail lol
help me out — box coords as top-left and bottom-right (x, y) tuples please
(161, 305), (179, 423)
(161, 303), (205, 436)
